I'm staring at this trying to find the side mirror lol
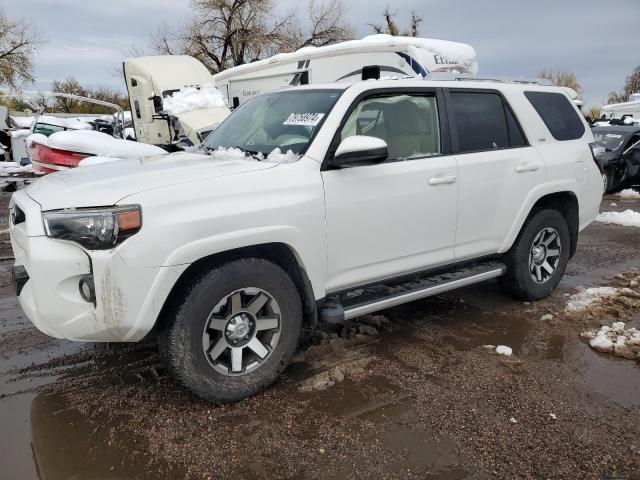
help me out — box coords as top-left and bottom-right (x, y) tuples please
(330, 135), (388, 168)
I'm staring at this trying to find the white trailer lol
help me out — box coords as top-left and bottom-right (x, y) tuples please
(214, 34), (478, 107)
(123, 55), (230, 147)
(602, 93), (640, 120)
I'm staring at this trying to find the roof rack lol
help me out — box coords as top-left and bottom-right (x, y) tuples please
(424, 73), (554, 86)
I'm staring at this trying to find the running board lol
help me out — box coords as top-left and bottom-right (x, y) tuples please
(320, 261), (506, 324)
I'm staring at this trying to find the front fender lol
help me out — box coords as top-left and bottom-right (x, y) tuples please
(161, 225), (326, 300)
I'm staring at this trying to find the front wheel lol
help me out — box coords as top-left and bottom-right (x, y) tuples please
(164, 258), (302, 403)
(499, 209), (570, 301)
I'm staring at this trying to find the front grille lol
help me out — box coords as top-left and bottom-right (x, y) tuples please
(11, 205), (25, 225)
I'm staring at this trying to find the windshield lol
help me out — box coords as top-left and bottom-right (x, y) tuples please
(203, 89), (342, 157)
(593, 132), (626, 151)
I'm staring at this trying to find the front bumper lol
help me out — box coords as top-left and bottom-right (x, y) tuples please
(9, 190), (187, 342)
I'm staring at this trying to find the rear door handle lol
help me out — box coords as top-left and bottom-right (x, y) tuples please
(428, 174), (456, 185)
(515, 162), (540, 173)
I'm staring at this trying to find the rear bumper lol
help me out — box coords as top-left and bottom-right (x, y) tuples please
(9, 190), (187, 342)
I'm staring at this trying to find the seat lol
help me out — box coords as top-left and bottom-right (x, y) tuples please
(382, 100), (437, 159)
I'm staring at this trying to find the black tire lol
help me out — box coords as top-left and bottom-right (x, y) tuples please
(604, 168), (619, 194)
(499, 209), (570, 301)
(164, 258), (302, 403)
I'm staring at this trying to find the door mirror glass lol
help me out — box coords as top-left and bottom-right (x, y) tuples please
(330, 135), (388, 168)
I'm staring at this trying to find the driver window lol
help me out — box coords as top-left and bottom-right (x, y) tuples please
(341, 94), (441, 161)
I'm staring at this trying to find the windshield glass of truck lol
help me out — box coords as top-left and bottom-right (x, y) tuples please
(204, 89), (342, 157)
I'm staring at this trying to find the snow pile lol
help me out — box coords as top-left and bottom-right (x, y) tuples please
(207, 146), (252, 160)
(205, 146), (301, 164)
(215, 34), (478, 79)
(616, 189), (640, 199)
(162, 84), (226, 116)
(623, 116), (640, 125)
(581, 322), (640, 361)
(566, 286), (632, 311)
(78, 156), (127, 167)
(9, 115), (93, 130)
(596, 210), (640, 227)
(495, 345), (513, 356)
(265, 148), (300, 164)
(0, 161), (38, 177)
(9, 129), (31, 139)
(26, 133), (48, 148)
(28, 130), (167, 159)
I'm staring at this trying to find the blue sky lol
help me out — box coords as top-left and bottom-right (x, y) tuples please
(3, 0), (639, 107)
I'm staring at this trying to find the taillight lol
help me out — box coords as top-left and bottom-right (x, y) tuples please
(29, 143), (90, 171)
(588, 142), (605, 173)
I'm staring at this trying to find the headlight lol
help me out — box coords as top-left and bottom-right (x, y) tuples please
(43, 205), (142, 250)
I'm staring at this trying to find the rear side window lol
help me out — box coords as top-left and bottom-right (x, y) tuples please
(524, 91), (585, 141)
(449, 92), (510, 153)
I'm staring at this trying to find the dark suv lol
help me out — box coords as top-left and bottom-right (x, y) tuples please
(592, 125), (640, 192)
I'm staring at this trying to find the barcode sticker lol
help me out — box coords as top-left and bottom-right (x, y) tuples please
(283, 113), (325, 126)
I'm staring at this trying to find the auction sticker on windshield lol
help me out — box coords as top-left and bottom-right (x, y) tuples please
(283, 113), (325, 126)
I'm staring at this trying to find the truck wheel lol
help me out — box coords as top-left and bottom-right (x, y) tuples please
(165, 258), (302, 403)
(499, 209), (570, 301)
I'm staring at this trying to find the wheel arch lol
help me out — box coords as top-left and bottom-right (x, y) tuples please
(501, 190), (580, 258)
(154, 243), (318, 336)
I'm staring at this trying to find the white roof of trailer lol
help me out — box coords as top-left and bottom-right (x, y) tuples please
(214, 34), (477, 80)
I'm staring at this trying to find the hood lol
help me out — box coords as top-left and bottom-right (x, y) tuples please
(25, 152), (276, 210)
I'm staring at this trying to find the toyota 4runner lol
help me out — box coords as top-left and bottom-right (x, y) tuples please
(9, 77), (603, 403)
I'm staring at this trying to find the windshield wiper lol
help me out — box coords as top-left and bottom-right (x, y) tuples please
(232, 146), (265, 160)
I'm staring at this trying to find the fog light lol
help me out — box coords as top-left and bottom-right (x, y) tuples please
(79, 276), (95, 303)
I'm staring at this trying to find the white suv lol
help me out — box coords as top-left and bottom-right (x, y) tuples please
(9, 78), (603, 403)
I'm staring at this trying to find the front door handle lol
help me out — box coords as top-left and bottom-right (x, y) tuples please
(515, 162), (540, 173)
(428, 174), (456, 185)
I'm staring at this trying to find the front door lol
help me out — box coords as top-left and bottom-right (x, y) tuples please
(321, 92), (458, 292)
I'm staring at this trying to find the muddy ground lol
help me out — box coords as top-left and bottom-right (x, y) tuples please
(0, 190), (639, 480)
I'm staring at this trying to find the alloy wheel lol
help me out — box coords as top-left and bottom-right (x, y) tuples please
(202, 287), (281, 375)
(529, 227), (561, 284)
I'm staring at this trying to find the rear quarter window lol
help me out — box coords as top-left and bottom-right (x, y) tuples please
(524, 91), (585, 141)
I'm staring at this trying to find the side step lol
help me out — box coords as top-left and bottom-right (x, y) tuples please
(320, 261), (506, 324)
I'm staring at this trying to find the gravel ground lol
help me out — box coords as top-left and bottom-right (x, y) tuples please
(0, 189), (639, 479)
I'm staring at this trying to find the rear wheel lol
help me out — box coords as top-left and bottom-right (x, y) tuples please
(164, 258), (302, 403)
(499, 209), (570, 301)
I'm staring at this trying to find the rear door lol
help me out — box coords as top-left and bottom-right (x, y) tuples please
(446, 89), (545, 260)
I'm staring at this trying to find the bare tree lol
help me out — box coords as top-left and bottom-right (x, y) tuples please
(607, 65), (640, 104)
(538, 69), (582, 94)
(368, 7), (423, 37)
(49, 77), (128, 113)
(0, 13), (43, 91)
(151, 0), (353, 74)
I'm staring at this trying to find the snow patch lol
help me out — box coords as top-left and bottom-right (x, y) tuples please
(162, 84), (226, 116)
(616, 189), (640, 199)
(265, 148), (300, 164)
(216, 34), (478, 79)
(581, 322), (640, 360)
(0, 161), (38, 176)
(78, 156), (126, 167)
(596, 210), (640, 227)
(207, 146), (252, 160)
(495, 345), (513, 356)
(566, 287), (631, 311)
(29, 130), (167, 159)
(9, 115), (93, 130)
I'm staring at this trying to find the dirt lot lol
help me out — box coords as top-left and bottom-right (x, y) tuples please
(1, 189), (639, 480)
